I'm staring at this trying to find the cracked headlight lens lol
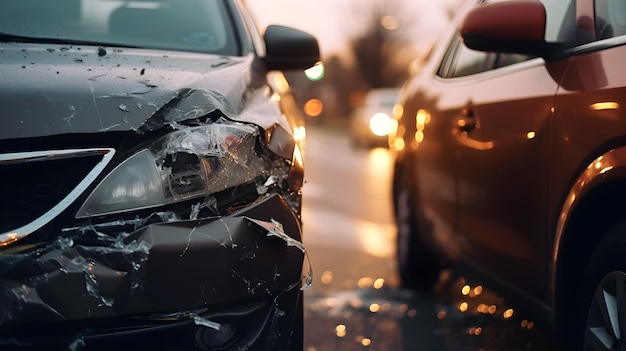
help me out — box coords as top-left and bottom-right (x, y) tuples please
(76, 122), (264, 218)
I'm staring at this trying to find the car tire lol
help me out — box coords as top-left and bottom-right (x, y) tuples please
(582, 222), (626, 351)
(393, 162), (445, 291)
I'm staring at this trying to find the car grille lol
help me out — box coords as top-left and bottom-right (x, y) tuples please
(0, 149), (115, 246)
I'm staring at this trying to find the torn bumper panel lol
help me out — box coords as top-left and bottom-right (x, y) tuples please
(0, 194), (307, 350)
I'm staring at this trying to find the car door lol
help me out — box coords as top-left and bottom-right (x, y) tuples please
(402, 0), (491, 262)
(451, 0), (578, 298)
(453, 53), (558, 297)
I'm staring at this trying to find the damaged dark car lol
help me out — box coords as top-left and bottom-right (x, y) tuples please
(0, 0), (320, 350)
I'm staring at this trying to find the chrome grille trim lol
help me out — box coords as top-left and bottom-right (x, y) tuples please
(0, 148), (116, 246)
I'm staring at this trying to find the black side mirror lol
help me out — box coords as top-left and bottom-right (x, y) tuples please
(263, 25), (320, 71)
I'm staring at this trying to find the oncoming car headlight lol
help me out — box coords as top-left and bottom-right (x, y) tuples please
(76, 121), (265, 218)
(369, 112), (392, 137)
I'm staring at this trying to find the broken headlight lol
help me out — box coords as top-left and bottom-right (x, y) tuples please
(76, 121), (265, 218)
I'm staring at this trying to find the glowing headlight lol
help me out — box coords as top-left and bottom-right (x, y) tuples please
(76, 122), (264, 218)
(369, 113), (392, 137)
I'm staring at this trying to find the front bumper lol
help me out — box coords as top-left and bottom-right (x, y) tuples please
(0, 194), (306, 350)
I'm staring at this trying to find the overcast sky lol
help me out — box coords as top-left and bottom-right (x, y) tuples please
(245, 0), (461, 57)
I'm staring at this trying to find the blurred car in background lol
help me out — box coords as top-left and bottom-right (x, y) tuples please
(349, 88), (399, 147)
(390, 0), (626, 349)
(0, 0), (319, 350)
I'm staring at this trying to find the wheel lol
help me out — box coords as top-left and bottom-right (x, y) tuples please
(582, 222), (626, 351)
(393, 162), (445, 290)
(584, 271), (626, 351)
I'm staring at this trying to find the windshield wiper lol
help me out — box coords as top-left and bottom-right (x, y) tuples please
(0, 32), (138, 49)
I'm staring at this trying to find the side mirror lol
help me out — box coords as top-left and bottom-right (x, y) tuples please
(263, 25), (320, 71)
(460, 0), (550, 56)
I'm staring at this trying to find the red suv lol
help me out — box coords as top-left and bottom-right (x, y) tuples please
(390, 0), (626, 349)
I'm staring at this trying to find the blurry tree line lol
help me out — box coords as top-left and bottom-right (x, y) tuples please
(286, 0), (458, 123)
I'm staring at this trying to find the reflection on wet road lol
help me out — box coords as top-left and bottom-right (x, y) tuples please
(301, 125), (564, 351)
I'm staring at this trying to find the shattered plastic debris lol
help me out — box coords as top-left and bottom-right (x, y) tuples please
(179, 221), (202, 258)
(0, 196), (306, 351)
(257, 175), (278, 195)
(301, 259), (314, 291)
(0, 226), (153, 324)
(259, 218), (305, 253)
(61, 211), (181, 234)
(193, 315), (221, 331)
(159, 121), (256, 158)
(190, 197), (218, 221)
(190, 203), (202, 221)
(219, 217), (235, 249)
(248, 218), (313, 291)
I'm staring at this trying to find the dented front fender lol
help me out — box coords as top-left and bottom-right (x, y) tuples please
(1, 194), (307, 324)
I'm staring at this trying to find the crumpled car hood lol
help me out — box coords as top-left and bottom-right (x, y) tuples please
(0, 42), (285, 140)
(0, 43), (309, 350)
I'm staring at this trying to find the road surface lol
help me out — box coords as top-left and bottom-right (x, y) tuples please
(300, 124), (564, 351)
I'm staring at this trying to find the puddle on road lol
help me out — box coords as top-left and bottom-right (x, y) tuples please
(304, 269), (565, 351)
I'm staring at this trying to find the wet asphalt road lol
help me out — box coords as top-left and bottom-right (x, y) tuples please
(299, 124), (566, 351)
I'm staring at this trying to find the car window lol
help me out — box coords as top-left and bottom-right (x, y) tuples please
(438, 37), (534, 78)
(451, 39), (491, 77)
(0, 0), (239, 56)
(494, 53), (534, 69)
(541, 0), (576, 43)
(595, 0), (626, 39)
(438, 34), (491, 78)
(437, 0), (541, 79)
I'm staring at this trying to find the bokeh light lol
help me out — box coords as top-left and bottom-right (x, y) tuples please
(369, 303), (380, 313)
(321, 271), (333, 285)
(336, 324), (347, 338)
(380, 15), (398, 30)
(459, 302), (469, 312)
(304, 98), (324, 117)
(304, 61), (325, 81)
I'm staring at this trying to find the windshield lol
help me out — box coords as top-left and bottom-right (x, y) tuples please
(0, 0), (239, 55)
